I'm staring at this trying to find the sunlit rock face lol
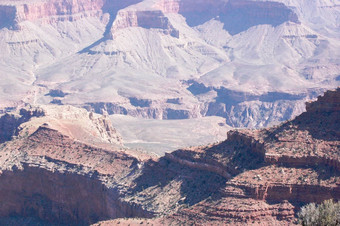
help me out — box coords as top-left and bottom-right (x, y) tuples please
(0, 0), (103, 29)
(0, 91), (335, 225)
(0, 0), (339, 129)
(0, 0), (147, 31)
(109, 10), (179, 39)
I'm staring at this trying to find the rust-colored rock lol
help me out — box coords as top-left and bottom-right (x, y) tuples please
(109, 10), (179, 39)
(97, 88), (339, 225)
(0, 89), (339, 225)
(306, 87), (340, 112)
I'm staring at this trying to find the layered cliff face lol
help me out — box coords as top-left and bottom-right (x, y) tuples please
(0, 105), (123, 145)
(0, 0), (105, 29)
(109, 10), (179, 39)
(170, 88), (340, 224)
(306, 88), (340, 113)
(0, 127), (152, 225)
(0, 0), (338, 224)
(0, 0), (148, 30)
(158, 0), (222, 14)
(0, 166), (149, 225)
(0, 104), (156, 224)
(220, 0), (299, 35)
(95, 88), (340, 225)
(0, 104), (227, 224)
(157, 0), (299, 34)
(0, 0), (339, 129)
(0, 90), (338, 224)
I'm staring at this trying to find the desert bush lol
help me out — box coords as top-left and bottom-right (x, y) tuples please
(298, 199), (340, 226)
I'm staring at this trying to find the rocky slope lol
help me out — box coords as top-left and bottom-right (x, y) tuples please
(0, 89), (338, 225)
(95, 88), (339, 225)
(0, 104), (152, 225)
(0, 127), (150, 225)
(0, 104), (123, 145)
(0, 0), (339, 128)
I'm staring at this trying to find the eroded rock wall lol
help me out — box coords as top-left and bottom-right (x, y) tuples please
(110, 10), (179, 38)
(0, 165), (153, 225)
(306, 88), (340, 112)
(0, 107), (45, 143)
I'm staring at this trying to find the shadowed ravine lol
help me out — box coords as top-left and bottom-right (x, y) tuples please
(0, 165), (154, 226)
(79, 0), (143, 54)
(181, 0), (299, 35)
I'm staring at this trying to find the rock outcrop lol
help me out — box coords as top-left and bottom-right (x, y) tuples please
(0, 104), (157, 225)
(109, 10), (179, 38)
(0, 88), (335, 225)
(306, 88), (340, 112)
(157, 0), (299, 34)
(95, 88), (339, 225)
(0, 126), (152, 225)
(0, 0), (338, 222)
(83, 87), (311, 127)
(0, 0), (105, 29)
(0, 0), (299, 37)
(84, 101), (202, 120)
(0, 105), (123, 145)
(164, 88), (339, 224)
(1, 0), (337, 130)
(0, 106), (45, 143)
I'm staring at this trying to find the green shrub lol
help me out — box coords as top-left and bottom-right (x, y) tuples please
(298, 199), (340, 226)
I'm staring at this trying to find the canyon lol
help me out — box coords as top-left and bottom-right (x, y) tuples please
(0, 0), (339, 224)
(97, 89), (340, 225)
(0, 88), (339, 224)
(0, 0), (339, 129)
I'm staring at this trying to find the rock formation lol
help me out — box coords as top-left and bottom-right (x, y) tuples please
(0, 0), (104, 29)
(0, 0), (339, 224)
(96, 88), (339, 225)
(158, 0), (299, 34)
(0, 86), (338, 225)
(0, 105), (123, 145)
(109, 10), (179, 38)
(0, 0), (338, 129)
(150, 88), (339, 224)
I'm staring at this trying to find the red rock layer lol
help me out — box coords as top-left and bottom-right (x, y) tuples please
(0, 0), (141, 28)
(0, 125), (153, 224)
(306, 87), (340, 112)
(156, 0), (222, 14)
(110, 10), (179, 38)
(0, 86), (339, 225)
(140, 87), (340, 225)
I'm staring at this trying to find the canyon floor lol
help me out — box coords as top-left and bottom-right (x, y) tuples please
(110, 114), (231, 155)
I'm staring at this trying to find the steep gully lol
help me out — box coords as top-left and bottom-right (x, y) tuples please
(78, 0), (144, 54)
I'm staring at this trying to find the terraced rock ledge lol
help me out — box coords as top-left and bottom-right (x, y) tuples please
(0, 88), (339, 225)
